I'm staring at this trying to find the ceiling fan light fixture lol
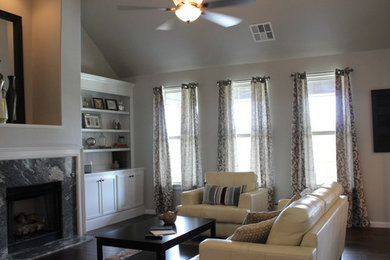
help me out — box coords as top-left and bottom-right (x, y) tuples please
(175, 2), (202, 23)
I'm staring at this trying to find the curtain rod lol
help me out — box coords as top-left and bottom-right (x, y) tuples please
(291, 68), (354, 77)
(233, 76), (271, 83)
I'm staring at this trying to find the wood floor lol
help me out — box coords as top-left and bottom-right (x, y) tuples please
(36, 215), (390, 260)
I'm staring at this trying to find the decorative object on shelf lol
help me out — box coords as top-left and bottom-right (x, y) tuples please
(118, 135), (125, 143)
(0, 73), (8, 123)
(6, 75), (17, 123)
(85, 137), (96, 148)
(98, 133), (107, 148)
(82, 96), (90, 108)
(92, 97), (105, 109)
(83, 113), (101, 129)
(112, 119), (121, 129)
(158, 211), (177, 225)
(84, 162), (92, 173)
(114, 135), (128, 148)
(117, 100), (125, 111)
(105, 99), (118, 110)
(112, 160), (120, 169)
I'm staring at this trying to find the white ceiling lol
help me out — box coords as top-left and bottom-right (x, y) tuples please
(81, 0), (390, 78)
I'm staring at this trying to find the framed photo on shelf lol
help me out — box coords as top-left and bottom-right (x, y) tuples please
(83, 113), (101, 129)
(92, 98), (105, 109)
(82, 97), (90, 108)
(105, 99), (118, 110)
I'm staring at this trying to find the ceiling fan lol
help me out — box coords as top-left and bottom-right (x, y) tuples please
(117, 0), (255, 30)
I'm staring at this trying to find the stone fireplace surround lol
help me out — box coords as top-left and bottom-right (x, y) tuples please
(0, 147), (83, 258)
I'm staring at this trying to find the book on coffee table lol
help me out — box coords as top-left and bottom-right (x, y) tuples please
(149, 229), (176, 236)
(149, 225), (175, 235)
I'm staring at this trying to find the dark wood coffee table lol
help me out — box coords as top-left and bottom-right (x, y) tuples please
(96, 216), (216, 260)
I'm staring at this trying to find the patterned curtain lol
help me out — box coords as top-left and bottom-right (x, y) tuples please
(290, 73), (316, 193)
(335, 68), (370, 227)
(217, 80), (238, 172)
(250, 77), (274, 210)
(152, 86), (173, 213)
(181, 83), (203, 190)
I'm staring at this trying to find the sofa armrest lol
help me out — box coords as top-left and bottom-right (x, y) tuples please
(278, 199), (290, 210)
(238, 188), (268, 212)
(181, 188), (204, 205)
(199, 239), (316, 260)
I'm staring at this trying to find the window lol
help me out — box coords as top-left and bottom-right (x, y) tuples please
(232, 81), (251, 171)
(307, 74), (337, 185)
(164, 87), (182, 184)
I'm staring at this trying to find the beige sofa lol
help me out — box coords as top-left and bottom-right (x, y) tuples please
(176, 172), (269, 238)
(194, 182), (348, 260)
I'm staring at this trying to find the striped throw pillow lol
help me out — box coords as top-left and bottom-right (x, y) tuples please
(203, 184), (247, 206)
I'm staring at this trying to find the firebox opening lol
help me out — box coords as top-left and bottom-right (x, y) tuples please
(6, 181), (63, 253)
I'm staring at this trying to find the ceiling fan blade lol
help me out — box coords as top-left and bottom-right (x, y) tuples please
(156, 18), (177, 31)
(203, 0), (254, 9)
(201, 11), (242, 27)
(117, 5), (173, 11)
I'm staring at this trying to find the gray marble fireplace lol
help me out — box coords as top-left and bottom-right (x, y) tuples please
(0, 156), (78, 257)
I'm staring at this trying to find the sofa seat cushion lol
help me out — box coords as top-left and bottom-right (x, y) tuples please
(177, 204), (249, 224)
(266, 195), (326, 246)
(231, 216), (277, 243)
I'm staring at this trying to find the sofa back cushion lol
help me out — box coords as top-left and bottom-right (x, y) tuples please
(266, 195), (326, 246)
(205, 172), (257, 192)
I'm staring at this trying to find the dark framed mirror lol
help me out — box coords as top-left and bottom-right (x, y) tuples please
(0, 9), (25, 123)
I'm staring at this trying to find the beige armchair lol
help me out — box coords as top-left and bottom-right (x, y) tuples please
(176, 172), (268, 237)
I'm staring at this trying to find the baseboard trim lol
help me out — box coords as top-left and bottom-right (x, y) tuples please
(370, 221), (390, 228)
(86, 206), (144, 231)
(144, 209), (156, 215)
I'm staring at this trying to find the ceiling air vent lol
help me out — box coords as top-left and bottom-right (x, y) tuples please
(249, 22), (275, 42)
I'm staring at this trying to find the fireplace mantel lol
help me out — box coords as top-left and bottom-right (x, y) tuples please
(0, 146), (81, 161)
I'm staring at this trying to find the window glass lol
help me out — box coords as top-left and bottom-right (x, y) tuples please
(307, 75), (337, 185)
(233, 82), (251, 171)
(164, 88), (182, 183)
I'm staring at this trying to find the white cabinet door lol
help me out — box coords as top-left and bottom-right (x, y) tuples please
(116, 171), (132, 211)
(132, 171), (144, 208)
(116, 169), (144, 211)
(84, 175), (101, 220)
(101, 175), (116, 215)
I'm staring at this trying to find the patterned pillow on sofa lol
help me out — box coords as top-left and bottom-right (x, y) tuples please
(243, 210), (281, 225)
(231, 216), (277, 243)
(203, 184), (247, 206)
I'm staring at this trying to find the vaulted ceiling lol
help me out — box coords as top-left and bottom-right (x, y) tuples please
(81, 0), (390, 78)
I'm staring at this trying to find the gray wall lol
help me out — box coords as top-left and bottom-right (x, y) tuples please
(81, 27), (118, 79)
(131, 48), (390, 226)
(0, 0), (81, 148)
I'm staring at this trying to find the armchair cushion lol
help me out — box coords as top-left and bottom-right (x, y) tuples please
(181, 188), (204, 205)
(177, 204), (249, 224)
(203, 184), (247, 206)
(231, 216), (277, 243)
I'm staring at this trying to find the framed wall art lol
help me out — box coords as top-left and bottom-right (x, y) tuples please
(371, 89), (390, 152)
